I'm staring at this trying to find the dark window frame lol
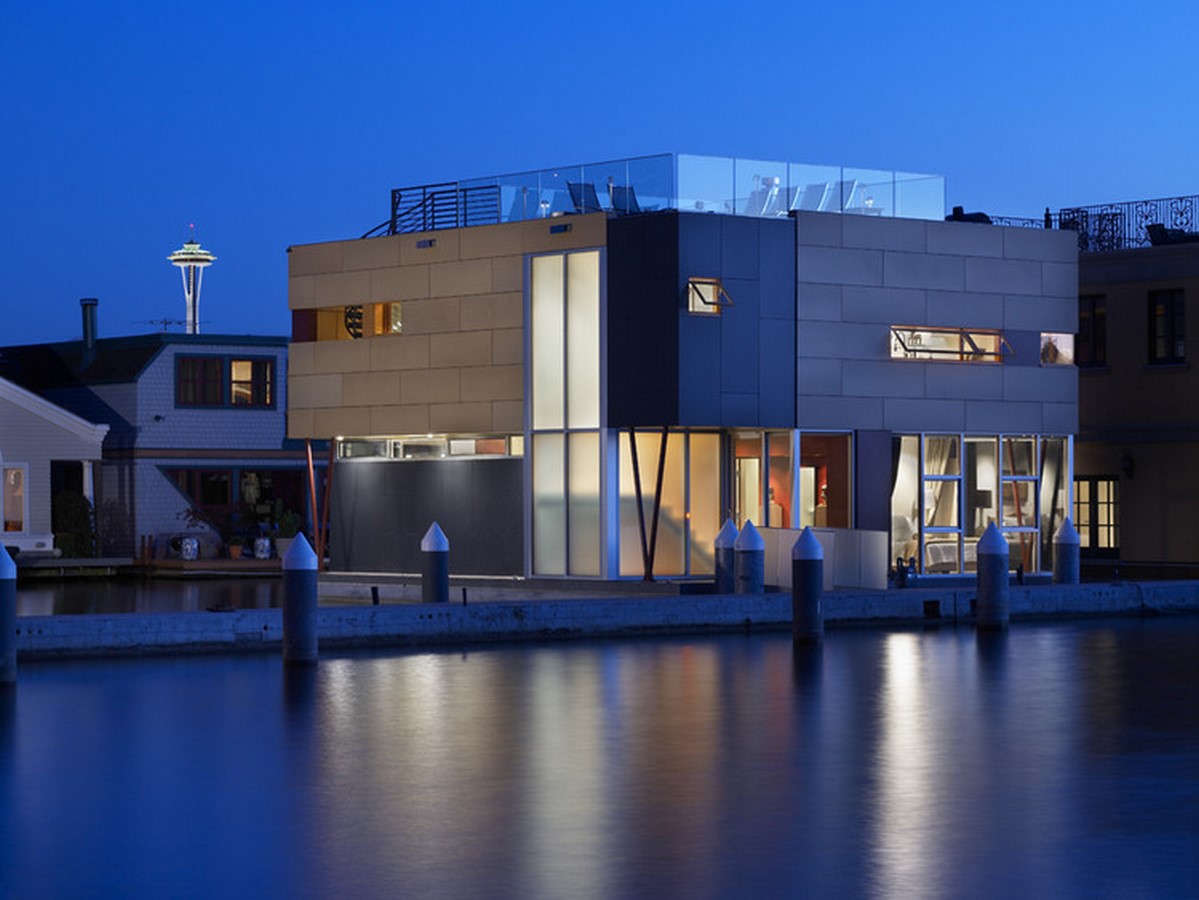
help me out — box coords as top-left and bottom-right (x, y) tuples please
(175, 354), (277, 409)
(1073, 475), (1120, 558)
(1077, 293), (1107, 367)
(1148, 289), (1185, 364)
(175, 355), (224, 407)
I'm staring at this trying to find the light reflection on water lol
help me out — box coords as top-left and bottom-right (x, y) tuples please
(1, 619), (1196, 898)
(16, 577), (281, 615)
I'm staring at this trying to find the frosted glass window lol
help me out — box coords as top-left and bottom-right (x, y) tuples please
(688, 434), (721, 575)
(890, 436), (920, 563)
(568, 432), (601, 576)
(566, 251), (600, 428)
(531, 255), (564, 429)
(532, 434), (565, 575)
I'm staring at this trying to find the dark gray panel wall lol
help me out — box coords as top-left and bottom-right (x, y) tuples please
(853, 429), (893, 533)
(331, 458), (523, 575)
(607, 212), (797, 429)
(606, 214), (681, 426)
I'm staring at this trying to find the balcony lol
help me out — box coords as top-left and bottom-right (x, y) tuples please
(993, 193), (1199, 254)
(363, 153), (946, 237)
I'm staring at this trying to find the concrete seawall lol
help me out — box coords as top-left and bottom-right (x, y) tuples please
(13, 581), (1199, 660)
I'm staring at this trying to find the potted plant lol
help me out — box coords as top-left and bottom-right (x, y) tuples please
(274, 507), (304, 559)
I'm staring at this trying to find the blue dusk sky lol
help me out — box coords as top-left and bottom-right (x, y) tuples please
(1, 1), (1194, 345)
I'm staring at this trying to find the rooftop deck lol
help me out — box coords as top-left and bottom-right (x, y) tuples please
(364, 153), (946, 236)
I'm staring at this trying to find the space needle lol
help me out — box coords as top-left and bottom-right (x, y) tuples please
(167, 226), (216, 334)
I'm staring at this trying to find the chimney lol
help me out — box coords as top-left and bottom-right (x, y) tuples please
(80, 298), (98, 367)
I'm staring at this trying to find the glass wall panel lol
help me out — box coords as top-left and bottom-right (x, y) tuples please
(1001, 481), (1036, 528)
(924, 480), (959, 528)
(733, 433), (762, 528)
(787, 164), (841, 213)
(625, 155), (674, 214)
(1008, 534), (1036, 573)
(618, 431), (686, 577)
(843, 168), (892, 215)
(677, 154), (733, 214)
(566, 252), (600, 428)
(924, 536), (960, 574)
(1002, 438), (1036, 476)
(894, 172), (946, 220)
(531, 255), (564, 430)
(800, 433), (851, 528)
(964, 438), (998, 540)
(532, 434), (565, 575)
(688, 433), (721, 575)
(890, 436), (920, 564)
(1039, 438), (1068, 566)
(766, 432), (793, 528)
(735, 158), (789, 217)
(567, 433), (601, 576)
(924, 435), (960, 476)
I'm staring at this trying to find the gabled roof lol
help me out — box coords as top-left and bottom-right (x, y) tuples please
(0, 332), (287, 392)
(0, 375), (109, 444)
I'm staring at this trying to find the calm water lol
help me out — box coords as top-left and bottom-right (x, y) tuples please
(16, 577), (283, 615)
(1, 619), (1196, 898)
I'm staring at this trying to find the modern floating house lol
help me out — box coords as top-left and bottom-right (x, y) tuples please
(286, 154), (1078, 581)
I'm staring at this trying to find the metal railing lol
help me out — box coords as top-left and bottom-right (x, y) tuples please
(1059, 194), (1199, 253)
(978, 195), (1199, 254)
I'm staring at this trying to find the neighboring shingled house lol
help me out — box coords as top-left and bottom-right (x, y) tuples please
(0, 300), (317, 558)
(0, 375), (107, 556)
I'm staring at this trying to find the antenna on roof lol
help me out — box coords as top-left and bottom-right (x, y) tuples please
(137, 318), (189, 333)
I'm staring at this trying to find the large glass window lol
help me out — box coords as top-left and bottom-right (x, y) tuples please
(530, 250), (603, 576)
(619, 430), (718, 578)
(1148, 290), (1185, 363)
(800, 433), (851, 528)
(890, 434), (1069, 575)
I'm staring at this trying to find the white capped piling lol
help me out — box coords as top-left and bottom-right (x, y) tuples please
(421, 522), (449, 604)
(734, 520), (765, 594)
(1, 544), (16, 684)
(976, 522), (1010, 630)
(282, 533), (319, 665)
(791, 527), (824, 643)
(714, 519), (739, 594)
(1053, 517), (1081, 585)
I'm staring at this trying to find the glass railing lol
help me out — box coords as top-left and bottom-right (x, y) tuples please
(381, 154), (945, 235)
(676, 155), (944, 221)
